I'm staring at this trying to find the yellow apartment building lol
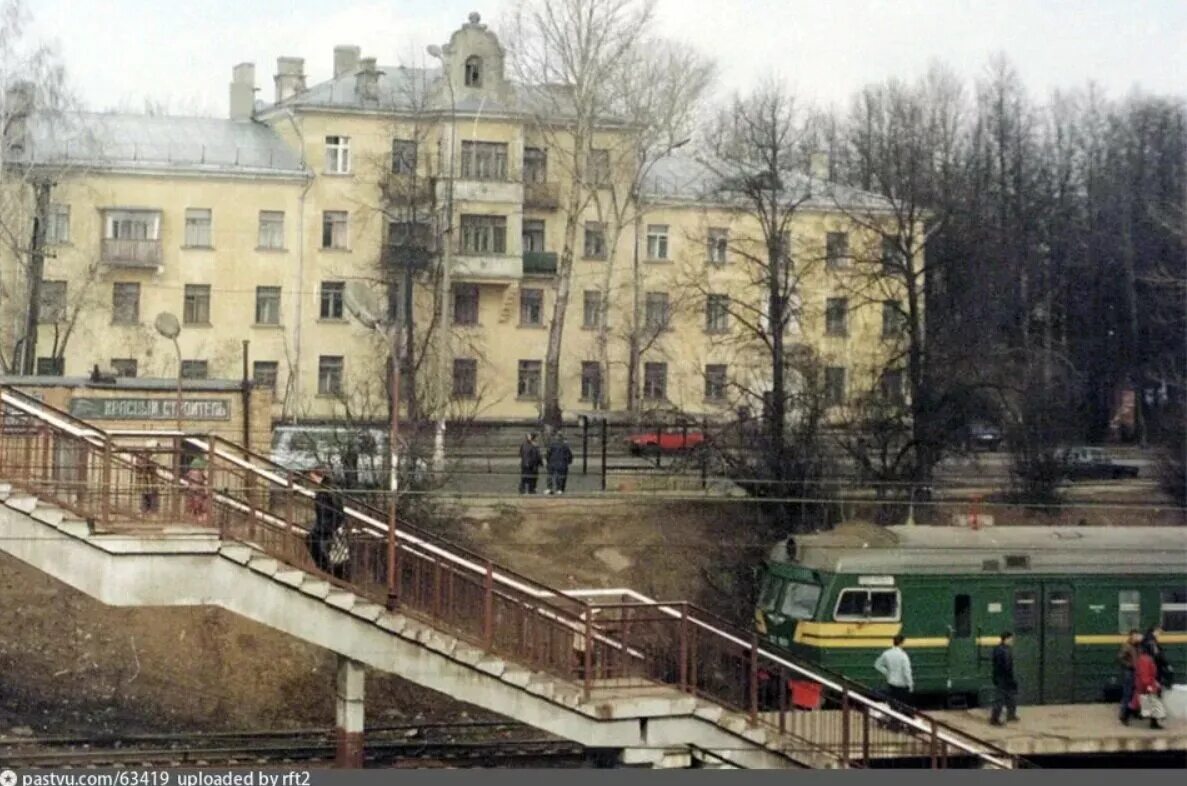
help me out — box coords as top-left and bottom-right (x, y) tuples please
(0, 12), (906, 428)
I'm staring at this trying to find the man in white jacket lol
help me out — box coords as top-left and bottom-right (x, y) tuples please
(875, 634), (914, 729)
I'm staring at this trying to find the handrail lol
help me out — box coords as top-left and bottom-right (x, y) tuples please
(0, 385), (1023, 769)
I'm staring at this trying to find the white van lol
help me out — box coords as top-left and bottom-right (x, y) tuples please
(270, 425), (426, 488)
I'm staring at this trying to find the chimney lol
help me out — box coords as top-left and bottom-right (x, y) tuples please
(3, 80), (34, 155)
(229, 63), (256, 121)
(809, 151), (831, 181)
(355, 57), (380, 101)
(274, 57), (306, 103)
(334, 45), (361, 78)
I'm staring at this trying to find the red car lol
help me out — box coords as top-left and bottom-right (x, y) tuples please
(625, 429), (706, 455)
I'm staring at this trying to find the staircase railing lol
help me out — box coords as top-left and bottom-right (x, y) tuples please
(0, 385), (1025, 769)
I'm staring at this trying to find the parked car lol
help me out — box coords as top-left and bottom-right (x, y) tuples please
(964, 421), (1004, 452)
(1060, 446), (1140, 480)
(271, 425), (426, 487)
(625, 429), (707, 456)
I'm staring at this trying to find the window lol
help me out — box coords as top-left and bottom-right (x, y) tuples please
(1161, 589), (1187, 632)
(319, 282), (344, 320)
(588, 148), (610, 185)
(464, 55), (482, 87)
(258, 211), (285, 249)
(584, 222), (606, 259)
(325, 135), (351, 174)
(517, 360), (542, 399)
(184, 208), (212, 247)
(704, 364), (728, 401)
(758, 576), (783, 612)
(520, 288), (543, 326)
(35, 357), (63, 376)
(826, 231), (849, 269)
(112, 282), (140, 324)
(882, 300), (903, 338)
(255, 286), (281, 325)
(643, 362), (667, 400)
(391, 139), (417, 175)
(453, 284), (479, 325)
(953, 594), (972, 638)
(105, 209), (158, 240)
(253, 360), (279, 391)
(460, 141), (508, 180)
(523, 147), (547, 183)
(582, 290), (602, 329)
(1047, 590), (1072, 632)
(882, 237), (903, 275)
(705, 294), (729, 333)
(645, 292), (670, 330)
(1013, 590), (1037, 634)
(581, 362), (602, 404)
(825, 297), (848, 336)
(452, 358), (477, 398)
(779, 582), (822, 620)
(181, 360), (209, 380)
(460, 214), (507, 253)
(522, 219), (546, 253)
(1118, 590), (1141, 634)
(38, 281), (66, 323)
(183, 284), (211, 325)
(111, 358), (138, 378)
(834, 588), (900, 621)
(322, 211), (348, 249)
(646, 224), (669, 260)
(880, 369), (904, 405)
(318, 356), (344, 395)
(824, 366), (846, 407)
(707, 228), (728, 264)
(46, 204), (70, 244)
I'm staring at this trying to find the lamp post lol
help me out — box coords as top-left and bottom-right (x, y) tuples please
(426, 44), (455, 474)
(153, 312), (183, 433)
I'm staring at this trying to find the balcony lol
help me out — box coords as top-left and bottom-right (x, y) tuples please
(524, 181), (560, 210)
(452, 254), (522, 281)
(101, 238), (162, 268)
(381, 174), (436, 207)
(522, 251), (558, 276)
(444, 178), (523, 205)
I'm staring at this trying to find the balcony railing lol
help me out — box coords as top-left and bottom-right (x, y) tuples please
(101, 238), (162, 268)
(522, 251), (558, 276)
(523, 181), (560, 210)
(381, 174), (436, 206)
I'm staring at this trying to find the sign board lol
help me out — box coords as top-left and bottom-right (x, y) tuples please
(857, 575), (895, 587)
(69, 397), (230, 421)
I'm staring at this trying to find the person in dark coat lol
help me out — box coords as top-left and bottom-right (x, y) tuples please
(989, 631), (1019, 726)
(518, 433), (543, 494)
(1118, 628), (1142, 724)
(546, 433), (574, 494)
(306, 466), (347, 579)
(1142, 626), (1174, 688)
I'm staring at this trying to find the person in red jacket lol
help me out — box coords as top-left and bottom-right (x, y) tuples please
(1131, 650), (1166, 730)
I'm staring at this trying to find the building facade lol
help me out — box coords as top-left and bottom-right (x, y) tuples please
(1, 13), (907, 427)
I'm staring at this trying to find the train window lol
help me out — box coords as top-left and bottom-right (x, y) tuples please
(1161, 589), (1187, 632)
(1013, 590), (1037, 633)
(1118, 590), (1141, 633)
(834, 588), (900, 621)
(953, 594), (972, 638)
(1046, 591), (1071, 631)
(779, 582), (822, 620)
(757, 575), (783, 612)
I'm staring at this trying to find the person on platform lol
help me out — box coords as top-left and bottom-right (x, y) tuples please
(305, 466), (348, 579)
(518, 433), (542, 494)
(1131, 646), (1167, 730)
(546, 432), (574, 494)
(1118, 628), (1143, 725)
(182, 456), (209, 521)
(1142, 626), (1175, 688)
(989, 631), (1019, 726)
(874, 634), (914, 731)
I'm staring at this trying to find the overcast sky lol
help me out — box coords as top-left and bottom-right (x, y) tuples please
(28, 0), (1186, 117)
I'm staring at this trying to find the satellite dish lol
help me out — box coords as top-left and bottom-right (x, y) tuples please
(343, 280), (384, 329)
(154, 311), (181, 339)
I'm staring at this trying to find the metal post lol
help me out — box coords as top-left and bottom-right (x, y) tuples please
(599, 418), (608, 492)
(861, 705), (871, 766)
(483, 561), (494, 648)
(929, 718), (939, 769)
(654, 422), (662, 468)
(100, 439), (112, 528)
(581, 415), (588, 475)
(678, 603), (689, 692)
(172, 337), (183, 435)
(700, 417), (708, 491)
(387, 323), (401, 610)
(841, 689), (851, 768)
(748, 631), (759, 724)
(582, 604), (594, 701)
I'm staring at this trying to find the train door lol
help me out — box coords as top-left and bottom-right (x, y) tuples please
(946, 591), (976, 697)
(1040, 583), (1075, 703)
(1010, 586), (1041, 705)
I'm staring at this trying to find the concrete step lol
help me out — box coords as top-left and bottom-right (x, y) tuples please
(30, 505), (65, 528)
(325, 591), (356, 611)
(0, 482), (13, 500)
(376, 612), (407, 634)
(219, 544), (254, 564)
(57, 519), (92, 539)
(350, 602), (383, 622)
(274, 570), (305, 588)
(247, 557), (280, 577)
(5, 494), (38, 514)
(300, 579), (332, 599)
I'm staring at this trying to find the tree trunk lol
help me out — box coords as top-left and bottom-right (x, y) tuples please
(543, 146), (585, 429)
(21, 180), (51, 375)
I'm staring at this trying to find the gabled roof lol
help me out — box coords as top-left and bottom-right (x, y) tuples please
(18, 112), (306, 177)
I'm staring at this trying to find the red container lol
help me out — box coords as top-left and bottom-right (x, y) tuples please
(790, 679), (823, 709)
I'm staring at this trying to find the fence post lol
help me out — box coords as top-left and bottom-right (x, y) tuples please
(483, 560), (494, 649)
(748, 631), (759, 725)
(100, 439), (112, 529)
(861, 704), (871, 766)
(599, 418), (607, 492)
(172, 435), (182, 521)
(580, 415), (588, 476)
(929, 718), (939, 769)
(678, 603), (688, 693)
(582, 603), (594, 702)
(700, 417), (708, 491)
(841, 689), (851, 768)
(654, 423), (662, 468)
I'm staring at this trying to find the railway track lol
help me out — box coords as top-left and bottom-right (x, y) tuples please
(0, 723), (586, 769)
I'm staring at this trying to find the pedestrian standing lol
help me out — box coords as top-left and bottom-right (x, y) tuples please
(306, 466), (348, 579)
(556, 433), (574, 493)
(1118, 628), (1142, 725)
(519, 433), (542, 494)
(1142, 626), (1175, 688)
(545, 432), (571, 495)
(1132, 647), (1167, 730)
(989, 631), (1020, 726)
(874, 634), (914, 730)
(183, 456), (210, 521)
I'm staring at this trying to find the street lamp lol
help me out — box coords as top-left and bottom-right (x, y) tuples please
(426, 43), (455, 474)
(153, 311), (183, 433)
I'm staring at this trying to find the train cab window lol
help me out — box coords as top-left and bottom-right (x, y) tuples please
(1013, 590), (1037, 633)
(834, 588), (900, 621)
(757, 575), (783, 612)
(953, 594), (972, 638)
(1118, 590), (1141, 633)
(1161, 589), (1187, 632)
(1046, 591), (1072, 631)
(779, 582), (822, 620)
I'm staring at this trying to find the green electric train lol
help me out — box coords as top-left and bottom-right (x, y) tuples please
(756, 523), (1187, 706)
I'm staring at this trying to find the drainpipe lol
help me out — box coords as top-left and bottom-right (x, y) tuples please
(241, 340), (251, 451)
(285, 109), (313, 421)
